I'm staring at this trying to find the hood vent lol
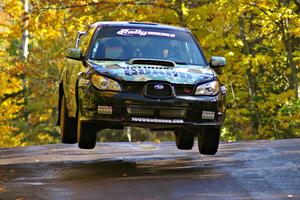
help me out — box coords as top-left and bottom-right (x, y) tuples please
(128, 59), (175, 67)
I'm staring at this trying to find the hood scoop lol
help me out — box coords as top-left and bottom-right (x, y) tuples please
(127, 58), (175, 67)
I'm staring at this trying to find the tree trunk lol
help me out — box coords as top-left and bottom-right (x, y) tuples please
(280, 0), (299, 98)
(281, 20), (298, 98)
(174, 0), (186, 26)
(21, 0), (29, 119)
(21, 0), (29, 59)
(239, 15), (260, 136)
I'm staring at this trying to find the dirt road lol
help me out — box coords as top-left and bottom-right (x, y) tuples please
(1, 139), (300, 200)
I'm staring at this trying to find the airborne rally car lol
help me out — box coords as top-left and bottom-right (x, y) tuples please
(58, 21), (226, 155)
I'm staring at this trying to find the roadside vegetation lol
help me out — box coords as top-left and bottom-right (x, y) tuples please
(0, 0), (299, 147)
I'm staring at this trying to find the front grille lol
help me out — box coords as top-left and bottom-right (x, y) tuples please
(174, 85), (194, 95)
(127, 107), (153, 116)
(127, 106), (186, 118)
(123, 82), (144, 94)
(144, 82), (173, 99)
(123, 82), (194, 96)
(160, 109), (186, 117)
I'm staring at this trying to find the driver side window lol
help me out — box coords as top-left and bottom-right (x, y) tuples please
(78, 26), (97, 56)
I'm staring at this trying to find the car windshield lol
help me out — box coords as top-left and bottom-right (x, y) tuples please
(89, 26), (206, 66)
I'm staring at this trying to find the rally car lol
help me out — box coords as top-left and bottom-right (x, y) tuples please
(58, 21), (226, 155)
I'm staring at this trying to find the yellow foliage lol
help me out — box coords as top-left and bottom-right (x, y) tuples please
(0, 0), (299, 146)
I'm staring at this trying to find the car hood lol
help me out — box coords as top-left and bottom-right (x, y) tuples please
(89, 60), (215, 85)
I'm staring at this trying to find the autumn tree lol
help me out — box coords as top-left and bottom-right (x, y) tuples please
(0, 0), (25, 147)
(0, 0), (299, 147)
(188, 0), (299, 139)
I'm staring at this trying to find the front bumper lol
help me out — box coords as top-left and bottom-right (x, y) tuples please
(78, 83), (226, 130)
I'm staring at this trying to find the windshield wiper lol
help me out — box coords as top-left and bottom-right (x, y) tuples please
(92, 58), (126, 61)
(92, 58), (189, 65)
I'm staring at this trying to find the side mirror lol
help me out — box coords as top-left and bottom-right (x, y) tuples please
(65, 48), (82, 60)
(210, 56), (226, 68)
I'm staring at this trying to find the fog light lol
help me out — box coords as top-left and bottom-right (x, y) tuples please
(98, 106), (112, 114)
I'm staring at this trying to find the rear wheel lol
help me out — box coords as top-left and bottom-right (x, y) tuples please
(175, 130), (195, 150)
(198, 127), (221, 155)
(77, 105), (98, 149)
(60, 95), (77, 144)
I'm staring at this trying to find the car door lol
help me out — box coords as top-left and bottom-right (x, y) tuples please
(63, 25), (97, 118)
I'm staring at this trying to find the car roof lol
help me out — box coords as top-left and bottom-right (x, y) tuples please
(90, 21), (189, 32)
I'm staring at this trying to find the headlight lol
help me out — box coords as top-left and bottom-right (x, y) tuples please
(91, 75), (122, 91)
(194, 81), (220, 96)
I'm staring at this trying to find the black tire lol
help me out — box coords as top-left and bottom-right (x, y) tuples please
(198, 127), (221, 155)
(175, 130), (195, 150)
(77, 106), (98, 149)
(60, 95), (77, 144)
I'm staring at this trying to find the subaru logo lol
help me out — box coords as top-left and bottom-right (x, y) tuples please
(154, 84), (164, 90)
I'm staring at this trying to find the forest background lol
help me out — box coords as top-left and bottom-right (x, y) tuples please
(0, 0), (299, 147)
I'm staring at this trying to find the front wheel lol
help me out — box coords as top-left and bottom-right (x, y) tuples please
(198, 127), (221, 155)
(77, 121), (98, 149)
(77, 107), (98, 149)
(175, 130), (195, 150)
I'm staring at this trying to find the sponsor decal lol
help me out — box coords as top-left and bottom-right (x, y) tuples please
(124, 67), (193, 79)
(117, 29), (176, 38)
(131, 117), (184, 124)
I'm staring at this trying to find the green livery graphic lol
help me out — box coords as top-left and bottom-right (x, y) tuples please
(91, 60), (215, 84)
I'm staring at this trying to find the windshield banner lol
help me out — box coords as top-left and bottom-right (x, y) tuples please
(117, 29), (176, 38)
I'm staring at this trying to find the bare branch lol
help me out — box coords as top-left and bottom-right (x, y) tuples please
(250, 3), (282, 28)
(31, 1), (169, 14)
(293, 0), (300, 9)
